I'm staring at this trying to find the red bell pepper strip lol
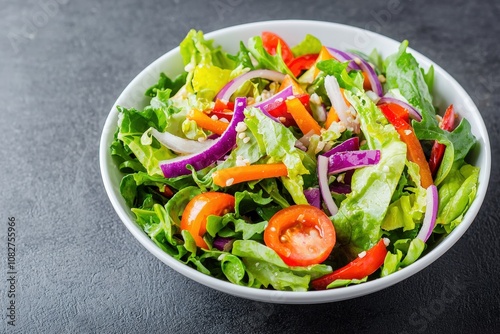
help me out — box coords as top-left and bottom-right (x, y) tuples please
(378, 103), (410, 124)
(428, 105), (456, 176)
(380, 106), (434, 188)
(311, 239), (388, 290)
(287, 54), (318, 77)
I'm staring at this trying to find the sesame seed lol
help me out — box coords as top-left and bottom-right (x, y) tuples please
(270, 227), (276, 232)
(238, 132), (246, 139)
(225, 178), (234, 187)
(358, 251), (367, 258)
(404, 129), (412, 135)
(378, 74), (386, 83)
(286, 95), (295, 100)
(236, 160), (246, 167)
(211, 115), (219, 121)
(383, 238), (390, 246)
(360, 140), (367, 146)
(279, 117), (287, 123)
(237, 102), (244, 107)
(297, 214), (305, 222)
(280, 235), (288, 243)
(197, 137), (206, 142)
(243, 137), (250, 144)
(383, 166), (390, 173)
(354, 57), (362, 65)
(219, 118), (229, 123)
(255, 262), (260, 267)
(235, 122), (247, 132)
(218, 254), (226, 261)
(275, 97), (284, 103)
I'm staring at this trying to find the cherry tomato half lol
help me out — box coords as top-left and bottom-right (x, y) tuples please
(180, 192), (235, 249)
(264, 205), (336, 267)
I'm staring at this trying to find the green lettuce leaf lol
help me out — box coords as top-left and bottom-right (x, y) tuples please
(315, 59), (364, 91)
(206, 213), (267, 240)
(179, 29), (235, 100)
(232, 240), (333, 291)
(326, 276), (368, 289)
(116, 106), (176, 176)
(291, 34), (322, 57)
(145, 72), (187, 98)
(382, 161), (427, 231)
(381, 238), (425, 277)
(436, 162), (479, 233)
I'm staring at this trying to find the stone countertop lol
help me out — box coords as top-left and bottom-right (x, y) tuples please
(1, 0), (499, 333)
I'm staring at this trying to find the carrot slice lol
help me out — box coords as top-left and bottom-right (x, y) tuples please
(278, 74), (305, 95)
(212, 163), (288, 187)
(285, 97), (322, 135)
(186, 109), (228, 135)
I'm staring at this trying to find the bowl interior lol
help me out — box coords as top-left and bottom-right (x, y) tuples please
(100, 20), (491, 304)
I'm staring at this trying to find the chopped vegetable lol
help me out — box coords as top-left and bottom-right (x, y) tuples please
(285, 97), (322, 135)
(212, 163), (288, 187)
(311, 239), (388, 290)
(181, 192), (235, 249)
(264, 205), (336, 266)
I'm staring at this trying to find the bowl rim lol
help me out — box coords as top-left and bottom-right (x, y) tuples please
(99, 19), (491, 304)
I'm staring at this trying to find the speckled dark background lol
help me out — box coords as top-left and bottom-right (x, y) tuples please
(1, 0), (499, 333)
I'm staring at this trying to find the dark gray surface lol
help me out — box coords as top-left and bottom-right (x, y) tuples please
(1, 0), (499, 333)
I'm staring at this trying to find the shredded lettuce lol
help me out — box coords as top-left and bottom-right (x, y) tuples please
(110, 31), (481, 292)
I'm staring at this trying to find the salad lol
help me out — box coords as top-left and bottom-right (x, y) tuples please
(110, 30), (479, 291)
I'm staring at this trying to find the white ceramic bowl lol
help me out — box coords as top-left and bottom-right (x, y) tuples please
(100, 20), (491, 304)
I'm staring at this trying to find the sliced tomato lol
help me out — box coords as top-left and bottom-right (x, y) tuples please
(287, 54), (318, 77)
(378, 103), (410, 124)
(180, 192), (235, 249)
(311, 239), (388, 290)
(264, 205), (336, 267)
(261, 31), (294, 64)
(429, 104), (456, 176)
